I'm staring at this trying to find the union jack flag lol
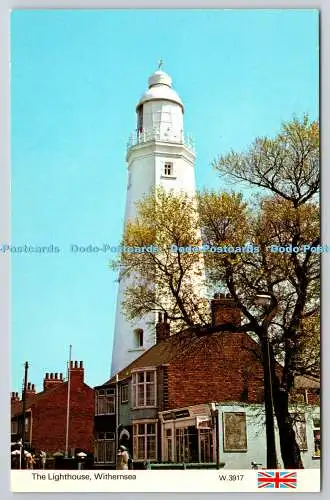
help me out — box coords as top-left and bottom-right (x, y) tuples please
(258, 471), (297, 489)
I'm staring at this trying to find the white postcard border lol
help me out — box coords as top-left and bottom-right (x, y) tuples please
(11, 469), (321, 493)
(1, 1), (327, 500)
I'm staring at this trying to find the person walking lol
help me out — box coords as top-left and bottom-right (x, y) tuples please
(116, 445), (129, 470)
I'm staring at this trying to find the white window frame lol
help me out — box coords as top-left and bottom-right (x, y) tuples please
(132, 369), (157, 408)
(94, 432), (116, 464)
(134, 328), (144, 348)
(198, 428), (213, 463)
(312, 417), (320, 458)
(163, 162), (174, 177)
(164, 428), (173, 462)
(95, 388), (115, 415)
(133, 420), (157, 461)
(121, 384), (129, 404)
(11, 420), (18, 435)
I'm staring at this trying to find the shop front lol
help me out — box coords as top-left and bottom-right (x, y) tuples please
(159, 404), (215, 464)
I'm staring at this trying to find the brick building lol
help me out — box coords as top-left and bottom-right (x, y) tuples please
(94, 294), (265, 466)
(94, 294), (320, 468)
(11, 361), (94, 457)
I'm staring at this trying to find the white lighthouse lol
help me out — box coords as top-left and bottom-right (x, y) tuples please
(111, 65), (198, 376)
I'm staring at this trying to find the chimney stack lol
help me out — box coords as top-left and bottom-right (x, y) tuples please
(69, 360), (85, 384)
(25, 381), (36, 397)
(43, 371), (64, 391)
(156, 313), (170, 343)
(211, 293), (241, 328)
(11, 392), (20, 403)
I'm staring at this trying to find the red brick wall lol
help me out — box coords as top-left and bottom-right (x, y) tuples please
(30, 378), (94, 454)
(167, 332), (264, 409)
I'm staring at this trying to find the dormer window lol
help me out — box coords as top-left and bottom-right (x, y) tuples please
(164, 162), (173, 176)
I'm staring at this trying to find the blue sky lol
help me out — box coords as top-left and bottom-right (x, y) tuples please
(10, 9), (319, 391)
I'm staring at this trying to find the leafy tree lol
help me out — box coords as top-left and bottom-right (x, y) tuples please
(208, 115), (320, 468)
(112, 116), (320, 468)
(113, 189), (210, 332)
(213, 115), (319, 207)
(198, 192), (319, 468)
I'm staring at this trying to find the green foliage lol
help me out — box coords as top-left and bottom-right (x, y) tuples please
(213, 115), (319, 207)
(112, 116), (320, 381)
(112, 187), (210, 330)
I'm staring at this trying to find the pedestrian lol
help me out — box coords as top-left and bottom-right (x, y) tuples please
(40, 451), (47, 470)
(116, 445), (129, 470)
(26, 454), (36, 469)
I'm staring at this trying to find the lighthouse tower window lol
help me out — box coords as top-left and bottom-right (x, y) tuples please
(134, 328), (144, 348)
(164, 162), (173, 176)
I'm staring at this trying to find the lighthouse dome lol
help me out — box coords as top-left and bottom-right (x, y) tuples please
(136, 69), (184, 110)
(148, 70), (172, 87)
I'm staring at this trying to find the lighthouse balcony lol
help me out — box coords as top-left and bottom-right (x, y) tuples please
(126, 128), (195, 153)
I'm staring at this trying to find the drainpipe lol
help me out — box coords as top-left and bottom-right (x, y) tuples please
(65, 345), (72, 458)
(211, 403), (220, 468)
(214, 410), (220, 468)
(29, 411), (33, 447)
(115, 374), (119, 455)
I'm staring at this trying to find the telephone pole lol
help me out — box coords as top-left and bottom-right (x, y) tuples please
(21, 361), (29, 469)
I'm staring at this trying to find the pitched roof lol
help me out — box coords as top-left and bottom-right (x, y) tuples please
(103, 328), (237, 385)
(11, 380), (94, 418)
(11, 393), (39, 418)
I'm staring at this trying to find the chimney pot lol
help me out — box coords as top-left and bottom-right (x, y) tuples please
(16, 392), (19, 398)
(50, 373), (54, 379)
(70, 361), (73, 368)
(55, 373), (58, 379)
(60, 373), (63, 380)
(79, 361), (83, 368)
(74, 361), (78, 368)
(11, 392), (14, 398)
(32, 384), (35, 391)
(45, 373), (49, 380)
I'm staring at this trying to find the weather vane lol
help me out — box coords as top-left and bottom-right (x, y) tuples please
(157, 58), (164, 70)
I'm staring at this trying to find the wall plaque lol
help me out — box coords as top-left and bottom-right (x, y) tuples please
(223, 412), (247, 452)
